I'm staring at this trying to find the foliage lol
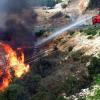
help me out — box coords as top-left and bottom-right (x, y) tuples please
(34, 58), (54, 77)
(80, 86), (100, 100)
(68, 31), (75, 36)
(51, 11), (63, 19)
(35, 29), (46, 37)
(86, 74), (100, 100)
(12, 74), (41, 95)
(56, 96), (67, 100)
(87, 35), (94, 39)
(62, 75), (80, 96)
(93, 74), (100, 85)
(0, 92), (5, 100)
(64, 14), (70, 18)
(80, 55), (91, 63)
(1, 84), (29, 100)
(81, 25), (100, 36)
(1, 24), (100, 100)
(31, 89), (56, 100)
(68, 46), (73, 52)
(23, 74), (41, 94)
(61, 3), (67, 9)
(88, 56), (100, 79)
(80, 55), (100, 100)
(71, 50), (83, 61)
(86, 89), (100, 100)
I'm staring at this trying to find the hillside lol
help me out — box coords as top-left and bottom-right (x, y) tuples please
(0, 0), (100, 100)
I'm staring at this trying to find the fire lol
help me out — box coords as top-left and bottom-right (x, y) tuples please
(0, 69), (11, 91)
(0, 42), (29, 91)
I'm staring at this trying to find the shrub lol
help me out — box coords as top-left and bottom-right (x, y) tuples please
(88, 56), (100, 79)
(87, 35), (94, 39)
(23, 75), (41, 94)
(35, 29), (46, 37)
(93, 74), (100, 85)
(51, 12), (63, 19)
(31, 91), (56, 100)
(69, 31), (75, 36)
(2, 84), (29, 100)
(34, 58), (54, 77)
(56, 96), (67, 100)
(83, 88), (100, 100)
(71, 50), (83, 61)
(61, 3), (67, 9)
(62, 75), (79, 96)
(64, 14), (70, 18)
(81, 26), (100, 36)
(68, 46), (73, 52)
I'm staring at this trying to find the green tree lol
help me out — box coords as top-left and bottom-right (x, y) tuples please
(2, 84), (29, 100)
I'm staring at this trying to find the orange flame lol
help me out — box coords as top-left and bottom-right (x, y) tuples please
(0, 69), (11, 91)
(0, 42), (29, 91)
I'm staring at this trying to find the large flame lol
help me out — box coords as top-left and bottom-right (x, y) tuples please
(0, 42), (29, 91)
(0, 69), (11, 91)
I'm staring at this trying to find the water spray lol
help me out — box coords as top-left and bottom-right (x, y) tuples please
(35, 15), (93, 46)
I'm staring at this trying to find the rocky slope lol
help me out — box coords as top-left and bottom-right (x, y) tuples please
(31, 26), (100, 99)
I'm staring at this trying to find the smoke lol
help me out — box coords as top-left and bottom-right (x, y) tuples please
(0, 0), (31, 28)
(0, 0), (6, 12)
(0, 0), (7, 28)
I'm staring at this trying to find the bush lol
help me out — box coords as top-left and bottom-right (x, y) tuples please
(2, 84), (29, 100)
(88, 56), (100, 79)
(68, 46), (73, 52)
(34, 58), (54, 77)
(31, 91), (56, 100)
(81, 26), (100, 36)
(69, 31), (75, 36)
(93, 74), (100, 85)
(23, 74), (41, 94)
(35, 29), (46, 37)
(87, 35), (94, 39)
(51, 12), (63, 19)
(61, 3), (67, 9)
(83, 88), (100, 100)
(64, 14), (70, 18)
(71, 50), (83, 61)
(56, 96), (67, 100)
(62, 75), (79, 96)
(0, 93), (5, 100)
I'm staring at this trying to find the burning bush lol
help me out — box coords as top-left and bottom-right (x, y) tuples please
(0, 42), (29, 91)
